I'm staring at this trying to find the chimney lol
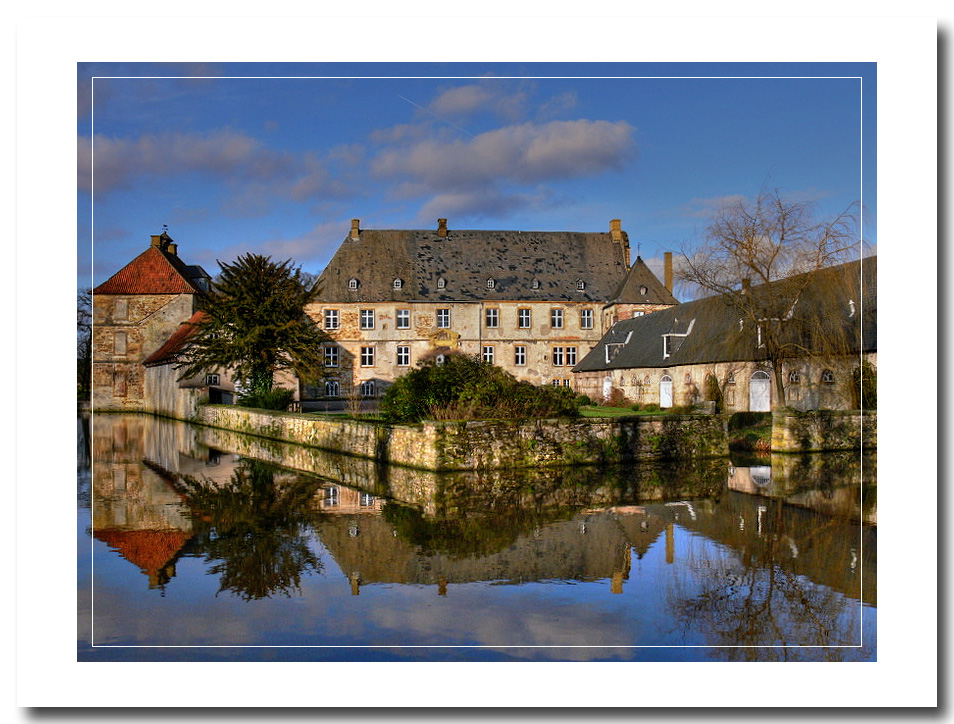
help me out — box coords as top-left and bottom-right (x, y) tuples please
(664, 252), (673, 295)
(742, 278), (751, 294)
(437, 218), (448, 238)
(150, 235), (163, 247)
(610, 219), (630, 267)
(166, 242), (178, 256)
(350, 219), (360, 240)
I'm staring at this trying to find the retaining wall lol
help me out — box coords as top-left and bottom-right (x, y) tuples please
(771, 409), (877, 453)
(196, 406), (729, 471)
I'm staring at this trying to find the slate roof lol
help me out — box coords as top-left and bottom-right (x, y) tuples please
(143, 311), (207, 367)
(315, 226), (647, 303)
(574, 255), (876, 372)
(93, 240), (210, 295)
(610, 256), (679, 305)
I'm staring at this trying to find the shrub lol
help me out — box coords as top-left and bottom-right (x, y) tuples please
(602, 387), (628, 407)
(381, 354), (581, 423)
(642, 403), (661, 413)
(239, 386), (296, 411)
(630, 402), (643, 411)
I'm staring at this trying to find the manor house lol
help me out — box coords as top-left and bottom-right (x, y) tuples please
(305, 218), (677, 399)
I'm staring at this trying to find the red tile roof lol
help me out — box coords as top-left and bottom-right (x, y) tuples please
(94, 528), (192, 577)
(93, 244), (205, 294)
(143, 311), (208, 367)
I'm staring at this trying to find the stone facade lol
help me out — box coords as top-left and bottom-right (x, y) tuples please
(306, 219), (677, 398)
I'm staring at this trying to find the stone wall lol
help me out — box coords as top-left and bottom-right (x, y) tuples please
(771, 409), (877, 453)
(195, 405), (728, 471)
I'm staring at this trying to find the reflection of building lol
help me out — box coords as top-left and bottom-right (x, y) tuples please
(307, 218), (676, 398)
(574, 256), (876, 410)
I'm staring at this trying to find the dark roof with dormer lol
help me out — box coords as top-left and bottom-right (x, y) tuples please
(143, 311), (207, 367)
(93, 238), (210, 295)
(316, 225), (651, 303)
(610, 256), (679, 306)
(575, 255), (876, 372)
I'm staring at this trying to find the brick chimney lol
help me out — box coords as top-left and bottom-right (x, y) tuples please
(350, 219), (360, 240)
(664, 252), (673, 295)
(610, 219), (630, 267)
(438, 218), (448, 238)
(166, 242), (177, 256)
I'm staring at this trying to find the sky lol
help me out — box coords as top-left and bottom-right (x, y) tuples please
(78, 62), (876, 298)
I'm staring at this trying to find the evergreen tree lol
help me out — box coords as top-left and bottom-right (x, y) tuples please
(177, 253), (326, 396)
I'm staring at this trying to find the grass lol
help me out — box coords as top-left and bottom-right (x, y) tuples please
(580, 406), (658, 418)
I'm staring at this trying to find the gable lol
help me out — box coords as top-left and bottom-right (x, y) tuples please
(94, 245), (208, 295)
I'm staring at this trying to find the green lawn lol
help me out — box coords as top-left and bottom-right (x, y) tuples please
(580, 406), (648, 418)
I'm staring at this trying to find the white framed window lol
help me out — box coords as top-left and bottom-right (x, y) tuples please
(518, 308), (531, 328)
(482, 346), (494, 364)
(324, 486), (339, 506)
(348, 278), (359, 290)
(324, 345), (339, 367)
(437, 277), (446, 289)
(360, 309), (375, 329)
(206, 373), (220, 386)
(552, 379), (562, 387)
(514, 345), (526, 366)
(485, 308), (499, 328)
(531, 279), (540, 290)
(633, 311), (645, 317)
(566, 347), (577, 366)
(324, 379), (340, 397)
(551, 308), (564, 329)
(580, 309), (593, 329)
(393, 278), (403, 290)
(360, 493), (375, 507)
(360, 380), (375, 396)
(396, 309), (410, 329)
(396, 345), (410, 367)
(663, 335), (673, 358)
(553, 347), (564, 366)
(639, 285), (648, 295)
(563, 379), (571, 387)
(324, 309), (339, 330)
(437, 309), (450, 328)
(360, 346), (374, 366)
(487, 278), (496, 290)
(577, 280), (586, 291)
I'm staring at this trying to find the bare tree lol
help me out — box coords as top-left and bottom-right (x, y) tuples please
(77, 288), (92, 400)
(678, 189), (861, 407)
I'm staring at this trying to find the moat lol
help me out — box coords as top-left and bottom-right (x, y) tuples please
(77, 413), (876, 662)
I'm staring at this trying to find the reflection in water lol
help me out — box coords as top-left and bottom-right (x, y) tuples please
(80, 414), (875, 661)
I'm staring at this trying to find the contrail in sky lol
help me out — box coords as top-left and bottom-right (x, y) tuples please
(397, 94), (476, 138)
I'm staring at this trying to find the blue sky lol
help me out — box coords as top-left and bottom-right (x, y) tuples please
(78, 62), (875, 295)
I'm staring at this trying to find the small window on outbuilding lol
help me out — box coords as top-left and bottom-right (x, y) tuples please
(206, 374), (220, 386)
(788, 370), (800, 384)
(821, 369), (836, 384)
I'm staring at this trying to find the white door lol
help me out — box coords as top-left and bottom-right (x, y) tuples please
(602, 375), (613, 402)
(749, 370), (771, 411)
(660, 375), (673, 408)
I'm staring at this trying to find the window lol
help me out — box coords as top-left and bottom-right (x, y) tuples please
(206, 374), (220, 386)
(393, 278), (403, 290)
(633, 311), (645, 317)
(114, 299), (128, 321)
(727, 373), (736, 385)
(396, 345), (410, 367)
(437, 277), (446, 289)
(685, 373), (692, 384)
(324, 345), (339, 367)
(348, 278), (358, 290)
(485, 308), (499, 328)
(324, 309), (339, 330)
(663, 335), (672, 358)
(563, 379), (572, 387)
(552, 379), (562, 387)
(360, 380), (376, 396)
(324, 486), (339, 506)
(396, 309), (410, 329)
(577, 280), (586, 291)
(821, 369), (835, 384)
(566, 347), (577, 366)
(518, 308), (531, 328)
(482, 346), (494, 364)
(325, 379), (340, 397)
(514, 345), (526, 366)
(437, 309), (450, 328)
(114, 331), (127, 356)
(361, 346), (374, 366)
(580, 309), (593, 329)
(360, 309), (374, 329)
(788, 369), (800, 383)
(639, 285), (648, 295)
(553, 347), (564, 366)
(551, 308), (564, 329)
(360, 493), (375, 507)
(531, 279), (540, 290)
(487, 278), (496, 290)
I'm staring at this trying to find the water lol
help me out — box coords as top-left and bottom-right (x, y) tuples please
(78, 414), (876, 662)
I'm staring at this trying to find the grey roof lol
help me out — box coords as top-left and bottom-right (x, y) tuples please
(316, 227), (644, 303)
(574, 255), (877, 372)
(610, 256), (679, 306)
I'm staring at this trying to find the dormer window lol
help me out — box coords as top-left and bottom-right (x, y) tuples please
(639, 285), (648, 295)
(348, 278), (359, 290)
(531, 279), (540, 290)
(437, 277), (446, 289)
(848, 299), (856, 318)
(487, 278), (496, 290)
(393, 278), (403, 290)
(577, 280), (586, 291)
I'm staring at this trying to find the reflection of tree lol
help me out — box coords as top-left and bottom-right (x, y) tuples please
(179, 460), (324, 600)
(668, 501), (871, 661)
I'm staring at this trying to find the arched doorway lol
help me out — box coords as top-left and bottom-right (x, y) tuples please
(749, 370), (771, 411)
(660, 374), (673, 408)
